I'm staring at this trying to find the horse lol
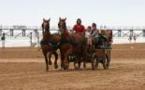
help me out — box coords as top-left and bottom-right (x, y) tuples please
(58, 17), (86, 70)
(92, 29), (112, 69)
(40, 18), (61, 71)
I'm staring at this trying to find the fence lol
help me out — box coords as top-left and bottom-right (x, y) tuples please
(0, 26), (145, 47)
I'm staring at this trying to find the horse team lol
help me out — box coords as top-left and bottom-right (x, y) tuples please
(40, 18), (112, 71)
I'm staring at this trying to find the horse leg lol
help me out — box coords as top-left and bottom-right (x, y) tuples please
(75, 56), (82, 70)
(59, 49), (65, 69)
(83, 57), (86, 69)
(63, 57), (69, 70)
(74, 58), (78, 70)
(91, 60), (95, 70)
(83, 54), (86, 69)
(91, 56), (96, 70)
(74, 61), (77, 70)
(60, 52), (68, 70)
(102, 57), (107, 69)
(44, 53), (49, 71)
(53, 52), (58, 69)
(78, 61), (81, 70)
(106, 54), (111, 69)
(83, 61), (86, 69)
(48, 52), (52, 65)
(60, 53), (64, 69)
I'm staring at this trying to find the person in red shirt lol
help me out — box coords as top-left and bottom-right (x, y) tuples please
(73, 18), (85, 34)
(72, 18), (85, 44)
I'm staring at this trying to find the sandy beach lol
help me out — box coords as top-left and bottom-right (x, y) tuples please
(0, 43), (145, 90)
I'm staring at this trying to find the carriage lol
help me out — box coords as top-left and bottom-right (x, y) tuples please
(40, 18), (112, 71)
(67, 29), (112, 70)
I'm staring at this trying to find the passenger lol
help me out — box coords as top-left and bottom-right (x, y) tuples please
(85, 26), (92, 47)
(91, 23), (99, 37)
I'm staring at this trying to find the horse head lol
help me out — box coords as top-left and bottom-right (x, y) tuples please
(42, 18), (50, 33)
(58, 17), (67, 33)
(42, 18), (51, 40)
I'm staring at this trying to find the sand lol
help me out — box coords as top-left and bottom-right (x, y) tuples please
(0, 43), (145, 90)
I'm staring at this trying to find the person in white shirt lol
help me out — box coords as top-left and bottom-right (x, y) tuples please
(91, 23), (99, 37)
(85, 26), (92, 47)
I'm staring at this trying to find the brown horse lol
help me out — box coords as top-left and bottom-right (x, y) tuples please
(41, 18), (61, 71)
(58, 18), (86, 70)
(57, 17), (72, 69)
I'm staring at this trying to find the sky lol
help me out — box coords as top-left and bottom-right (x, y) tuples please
(0, 0), (145, 28)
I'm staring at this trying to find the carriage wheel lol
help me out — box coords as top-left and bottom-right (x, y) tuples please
(102, 57), (107, 69)
(95, 56), (107, 70)
(95, 56), (99, 69)
(106, 50), (111, 69)
(91, 53), (97, 70)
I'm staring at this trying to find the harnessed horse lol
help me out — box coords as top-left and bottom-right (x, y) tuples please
(41, 18), (61, 71)
(58, 18), (86, 70)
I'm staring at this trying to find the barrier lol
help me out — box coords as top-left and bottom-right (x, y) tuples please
(0, 26), (145, 47)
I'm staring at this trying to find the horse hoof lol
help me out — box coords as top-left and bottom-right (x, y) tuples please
(74, 66), (78, 70)
(92, 67), (96, 70)
(64, 67), (67, 70)
(54, 65), (58, 69)
(103, 66), (107, 70)
(75, 67), (80, 70)
(49, 62), (52, 65)
(106, 66), (109, 69)
(46, 68), (49, 72)
(106, 64), (109, 69)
